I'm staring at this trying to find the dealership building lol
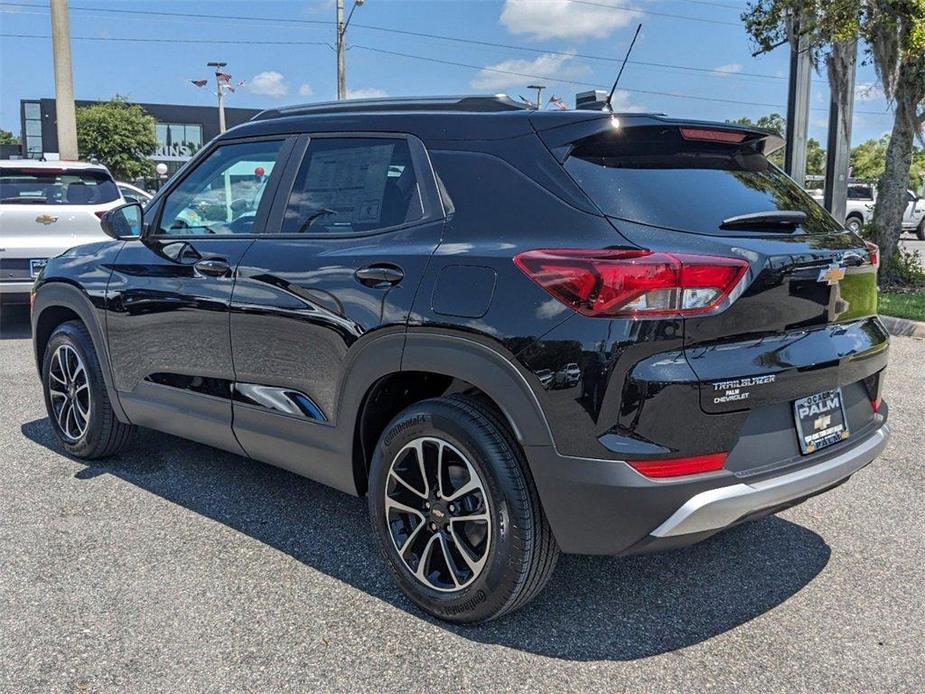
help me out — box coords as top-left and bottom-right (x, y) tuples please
(15, 98), (262, 174)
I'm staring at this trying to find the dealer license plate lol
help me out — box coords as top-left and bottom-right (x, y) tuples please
(793, 388), (849, 455)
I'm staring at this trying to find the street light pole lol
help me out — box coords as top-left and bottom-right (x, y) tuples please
(336, 0), (365, 100)
(528, 84), (545, 109)
(49, 0), (78, 160)
(207, 61), (227, 132)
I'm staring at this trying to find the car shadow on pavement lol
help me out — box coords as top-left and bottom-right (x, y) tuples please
(21, 417), (832, 662)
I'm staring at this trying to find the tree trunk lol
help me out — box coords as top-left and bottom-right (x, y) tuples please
(872, 65), (925, 282)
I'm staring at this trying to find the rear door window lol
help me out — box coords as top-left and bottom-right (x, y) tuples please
(0, 167), (119, 205)
(564, 128), (841, 235)
(279, 137), (423, 235)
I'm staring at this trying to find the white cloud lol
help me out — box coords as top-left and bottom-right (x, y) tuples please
(470, 51), (591, 91)
(247, 71), (289, 98)
(711, 63), (743, 78)
(345, 87), (388, 99)
(298, 83), (314, 97)
(500, 0), (641, 41)
(855, 82), (884, 102)
(608, 89), (645, 113)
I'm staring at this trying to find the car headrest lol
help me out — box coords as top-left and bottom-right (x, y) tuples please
(66, 182), (95, 204)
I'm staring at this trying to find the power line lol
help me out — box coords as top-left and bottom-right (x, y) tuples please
(564, 0), (742, 27)
(349, 44), (892, 117)
(0, 31), (893, 118)
(0, 3), (820, 85)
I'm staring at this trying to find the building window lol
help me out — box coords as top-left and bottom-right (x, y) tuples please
(153, 122), (203, 161)
(22, 101), (43, 158)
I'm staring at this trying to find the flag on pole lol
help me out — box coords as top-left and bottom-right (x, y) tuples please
(191, 80), (208, 88)
(216, 72), (233, 83)
(548, 95), (569, 111)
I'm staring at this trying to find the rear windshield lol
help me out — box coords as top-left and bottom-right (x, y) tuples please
(564, 128), (840, 235)
(0, 167), (119, 205)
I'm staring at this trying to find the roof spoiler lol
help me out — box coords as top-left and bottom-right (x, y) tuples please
(537, 114), (786, 163)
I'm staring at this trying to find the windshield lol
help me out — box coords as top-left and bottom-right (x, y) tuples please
(0, 167), (119, 205)
(564, 128), (841, 235)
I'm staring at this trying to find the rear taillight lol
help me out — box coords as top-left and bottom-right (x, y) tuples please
(865, 240), (879, 267)
(514, 249), (749, 318)
(94, 210), (108, 220)
(629, 452), (727, 479)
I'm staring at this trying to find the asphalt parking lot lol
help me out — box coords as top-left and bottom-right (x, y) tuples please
(1, 304), (923, 692)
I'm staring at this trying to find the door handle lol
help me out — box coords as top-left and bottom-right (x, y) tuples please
(194, 258), (231, 278)
(355, 264), (404, 287)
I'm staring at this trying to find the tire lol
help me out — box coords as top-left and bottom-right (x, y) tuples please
(42, 320), (134, 459)
(917, 220), (925, 241)
(368, 395), (559, 624)
(845, 215), (863, 234)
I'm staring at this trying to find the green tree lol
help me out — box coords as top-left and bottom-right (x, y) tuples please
(76, 97), (156, 180)
(727, 112), (825, 174)
(851, 136), (925, 190)
(742, 0), (925, 282)
(0, 128), (20, 145)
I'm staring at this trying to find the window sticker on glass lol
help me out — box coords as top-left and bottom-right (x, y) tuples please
(281, 138), (423, 234)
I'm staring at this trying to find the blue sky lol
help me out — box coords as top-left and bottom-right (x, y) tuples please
(0, 0), (895, 145)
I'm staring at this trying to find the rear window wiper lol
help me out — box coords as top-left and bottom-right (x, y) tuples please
(720, 210), (806, 229)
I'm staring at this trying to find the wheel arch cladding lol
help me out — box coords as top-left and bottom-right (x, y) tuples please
(31, 282), (129, 422)
(349, 333), (554, 496)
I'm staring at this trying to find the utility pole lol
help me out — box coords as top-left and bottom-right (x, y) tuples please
(207, 61), (227, 133)
(336, 0), (365, 100)
(823, 40), (857, 225)
(49, 0), (78, 160)
(784, 13), (812, 187)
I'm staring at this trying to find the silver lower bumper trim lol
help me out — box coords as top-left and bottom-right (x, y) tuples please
(651, 424), (890, 538)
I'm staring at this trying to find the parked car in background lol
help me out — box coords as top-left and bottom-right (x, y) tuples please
(31, 96), (890, 624)
(116, 182), (153, 207)
(808, 180), (925, 239)
(0, 160), (122, 302)
(554, 362), (581, 388)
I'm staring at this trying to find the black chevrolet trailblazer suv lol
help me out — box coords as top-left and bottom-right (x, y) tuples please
(31, 96), (890, 623)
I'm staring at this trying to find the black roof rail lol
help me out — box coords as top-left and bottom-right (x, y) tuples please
(251, 94), (529, 121)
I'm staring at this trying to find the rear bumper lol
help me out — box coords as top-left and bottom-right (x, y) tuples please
(650, 423), (889, 538)
(526, 417), (889, 555)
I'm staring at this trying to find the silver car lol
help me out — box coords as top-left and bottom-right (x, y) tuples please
(0, 160), (124, 301)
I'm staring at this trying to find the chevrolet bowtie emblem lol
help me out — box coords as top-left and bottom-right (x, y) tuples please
(817, 263), (846, 285)
(35, 214), (58, 225)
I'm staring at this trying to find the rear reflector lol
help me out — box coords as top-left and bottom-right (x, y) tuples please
(679, 128), (747, 144)
(864, 240), (879, 267)
(514, 249), (749, 317)
(629, 453), (727, 479)
(871, 397), (881, 414)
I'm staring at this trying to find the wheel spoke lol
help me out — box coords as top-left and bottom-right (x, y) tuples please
(385, 497), (424, 521)
(438, 533), (462, 589)
(48, 389), (67, 400)
(74, 395), (90, 423)
(414, 533), (440, 582)
(398, 517), (426, 557)
(444, 477), (480, 502)
(49, 369), (66, 387)
(56, 347), (69, 383)
(450, 512), (489, 523)
(56, 399), (70, 429)
(390, 469), (426, 500)
(449, 526), (488, 575)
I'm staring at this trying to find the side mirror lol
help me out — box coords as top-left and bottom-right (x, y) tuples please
(101, 202), (144, 240)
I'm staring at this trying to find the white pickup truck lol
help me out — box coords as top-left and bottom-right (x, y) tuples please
(809, 181), (925, 239)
